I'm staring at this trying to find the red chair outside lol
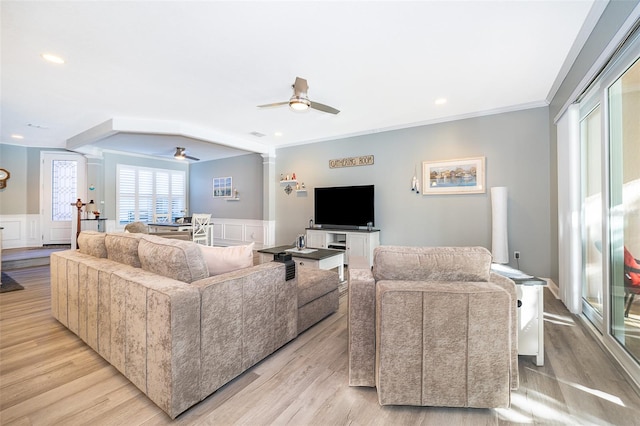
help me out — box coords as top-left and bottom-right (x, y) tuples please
(624, 247), (640, 317)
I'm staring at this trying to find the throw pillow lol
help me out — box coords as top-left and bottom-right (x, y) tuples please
(77, 231), (107, 258)
(200, 242), (255, 276)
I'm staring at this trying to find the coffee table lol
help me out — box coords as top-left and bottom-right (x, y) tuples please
(258, 245), (345, 282)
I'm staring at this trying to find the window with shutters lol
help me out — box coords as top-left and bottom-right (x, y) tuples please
(116, 164), (186, 225)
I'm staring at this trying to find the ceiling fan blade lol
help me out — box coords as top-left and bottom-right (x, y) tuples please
(310, 101), (340, 115)
(185, 155), (200, 161)
(257, 101), (289, 108)
(293, 77), (309, 96)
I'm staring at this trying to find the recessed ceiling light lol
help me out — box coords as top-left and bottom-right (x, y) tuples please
(274, 132), (283, 137)
(11, 134), (24, 139)
(41, 53), (65, 64)
(435, 98), (447, 105)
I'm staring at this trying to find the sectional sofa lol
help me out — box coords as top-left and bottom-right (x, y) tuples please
(50, 231), (338, 418)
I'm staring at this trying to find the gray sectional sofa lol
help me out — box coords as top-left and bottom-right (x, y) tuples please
(50, 231), (338, 419)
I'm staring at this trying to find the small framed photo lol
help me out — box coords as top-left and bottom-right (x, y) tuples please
(422, 156), (485, 195)
(213, 177), (233, 198)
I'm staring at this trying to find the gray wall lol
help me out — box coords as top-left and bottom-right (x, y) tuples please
(190, 153), (263, 219)
(0, 144), (66, 214)
(275, 107), (551, 277)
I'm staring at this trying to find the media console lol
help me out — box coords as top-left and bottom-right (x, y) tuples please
(306, 228), (380, 267)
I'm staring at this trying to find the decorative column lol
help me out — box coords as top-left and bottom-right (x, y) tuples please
(262, 152), (276, 247)
(491, 187), (509, 264)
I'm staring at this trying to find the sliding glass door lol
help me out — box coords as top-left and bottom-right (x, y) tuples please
(608, 56), (640, 362)
(579, 29), (640, 376)
(581, 103), (604, 327)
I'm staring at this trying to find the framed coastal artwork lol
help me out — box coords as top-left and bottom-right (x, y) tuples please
(422, 156), (485, 195)
(213, 176), (233, 198)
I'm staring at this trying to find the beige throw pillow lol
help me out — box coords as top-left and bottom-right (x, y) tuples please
(200, 242), (255, 276)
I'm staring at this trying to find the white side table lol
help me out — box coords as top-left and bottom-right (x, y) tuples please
(492, 264), (546, 366)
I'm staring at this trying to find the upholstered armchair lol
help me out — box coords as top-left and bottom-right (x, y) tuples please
(348, 246), (518, 408)
(124, 221), (149, 233)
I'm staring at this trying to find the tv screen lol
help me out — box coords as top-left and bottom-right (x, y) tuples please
(314, 185), (374, 228)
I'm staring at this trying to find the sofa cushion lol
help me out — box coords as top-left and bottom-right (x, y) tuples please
(138, 235), (208, 283)
(372, 246), (492, 282)
(297, 268), (340, 307)
(199, 243), (255, 276)
(105, 232), (144, 267)
(77, 231), (107, 258)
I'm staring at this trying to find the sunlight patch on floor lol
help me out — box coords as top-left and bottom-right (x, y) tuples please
(544, 312), (576, 327)
(528, 368), (626, 407)
(505, 392), (578, 424)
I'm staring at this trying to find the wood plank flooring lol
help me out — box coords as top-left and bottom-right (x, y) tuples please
(2, 265), (640, 425)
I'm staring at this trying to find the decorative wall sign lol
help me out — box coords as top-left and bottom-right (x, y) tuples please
(213, 176), (233, 198)
(329, 155), (374, 169)
(422, 156), (485, 195)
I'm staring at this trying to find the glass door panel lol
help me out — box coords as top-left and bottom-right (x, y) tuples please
(609, 56), (640, 361)
(581, 105), (604, 324)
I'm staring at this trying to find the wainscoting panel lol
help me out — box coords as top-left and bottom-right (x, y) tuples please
(223, 224), (244, 242)
(212, 223), (224, 241)
(0, 214), (42, 249)
(211, 218), (274, 249)
(245, 225), (264, 245)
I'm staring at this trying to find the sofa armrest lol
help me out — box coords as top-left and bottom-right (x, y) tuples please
(490, 272), (519, 390)
(348, 262), (377, 387)
(192, 262), (298, 398)
(108, 268), (202, 419)
(375, 280), (513, 408)
(51, 250), (202, 419)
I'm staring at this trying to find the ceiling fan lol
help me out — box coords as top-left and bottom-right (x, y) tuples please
(258, 77), (340, 114)
(174, 147), (199, 161)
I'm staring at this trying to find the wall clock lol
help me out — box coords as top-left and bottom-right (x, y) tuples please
(0, 168), (10, 189)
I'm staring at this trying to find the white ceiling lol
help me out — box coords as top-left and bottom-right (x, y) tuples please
(1, 1), (602, 162)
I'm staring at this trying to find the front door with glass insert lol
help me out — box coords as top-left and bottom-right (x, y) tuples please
(41, 152), (86, 245)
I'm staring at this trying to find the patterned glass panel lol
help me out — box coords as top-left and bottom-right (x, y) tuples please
(51, 160), (77, 221)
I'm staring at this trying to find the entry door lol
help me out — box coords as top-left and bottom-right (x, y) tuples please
(41, 152), (86, 245)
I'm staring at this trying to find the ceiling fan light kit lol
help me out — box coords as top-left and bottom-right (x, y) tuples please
(289, 95), (311, 111)
(174, 147), (200, 161)
(258, 77), (340, 115)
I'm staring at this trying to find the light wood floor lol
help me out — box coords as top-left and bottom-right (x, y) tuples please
(2, 266), (640, 425)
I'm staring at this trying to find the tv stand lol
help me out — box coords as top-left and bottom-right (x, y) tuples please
(306, 228), (380, 267)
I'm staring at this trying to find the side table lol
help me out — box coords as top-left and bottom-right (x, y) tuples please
(492, 263), (546, 366)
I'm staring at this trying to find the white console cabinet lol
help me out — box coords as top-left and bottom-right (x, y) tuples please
(491, 264), (546, 366)
(306, 228), (380, 267)
(517, 283), (545, 366)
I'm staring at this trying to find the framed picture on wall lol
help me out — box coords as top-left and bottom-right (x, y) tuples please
(213, 176), (233, 198)
(422, 156), (485, 195)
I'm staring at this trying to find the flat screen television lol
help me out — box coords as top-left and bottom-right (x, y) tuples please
(314, 185), (374, 229)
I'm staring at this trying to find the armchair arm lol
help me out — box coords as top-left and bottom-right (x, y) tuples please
(348, 262), (377, 387)
(490, 272), (519, 390)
